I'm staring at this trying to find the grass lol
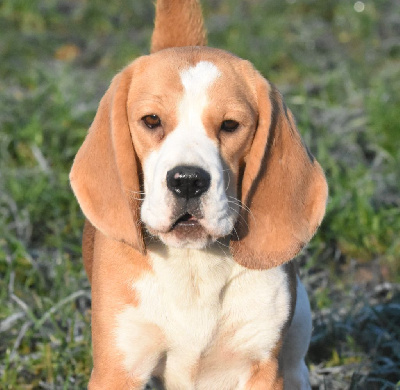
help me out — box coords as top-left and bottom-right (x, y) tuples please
(0, 0), (399, 388)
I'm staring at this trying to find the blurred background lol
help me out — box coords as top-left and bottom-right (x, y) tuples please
(0, 0), (399, 388)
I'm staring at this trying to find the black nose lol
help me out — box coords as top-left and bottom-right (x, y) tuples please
(166, 166), (211, 199)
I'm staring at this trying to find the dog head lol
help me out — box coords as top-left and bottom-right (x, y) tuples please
(70, 47), (327, 269)
(70, 1), (328, 270)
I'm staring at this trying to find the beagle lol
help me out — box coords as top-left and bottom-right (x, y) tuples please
(69, 0), (328, 389)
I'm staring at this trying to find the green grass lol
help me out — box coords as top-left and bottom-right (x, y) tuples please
(1, 0), (399, 388)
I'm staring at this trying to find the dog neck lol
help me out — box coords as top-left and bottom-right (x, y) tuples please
(145, 239), (236, 307)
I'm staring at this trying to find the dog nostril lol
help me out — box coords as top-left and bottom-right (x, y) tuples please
(167, 166), (211, 199)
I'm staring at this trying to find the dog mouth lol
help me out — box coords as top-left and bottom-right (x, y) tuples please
(146, 208), (230, 249)
(166, 211), (207, 243)
(170, 212), (201, 230)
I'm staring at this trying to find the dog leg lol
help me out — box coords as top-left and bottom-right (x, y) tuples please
(245, 356), (284, 390)
(88, 319), (166, 390)
(162, 351), (199, 390)
(88, 300), (166, 390)
(88, 368), (144, 390)
(280, 277), (312, 390)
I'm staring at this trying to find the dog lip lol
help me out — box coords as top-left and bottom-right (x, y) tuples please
(170, 212), (199, 230)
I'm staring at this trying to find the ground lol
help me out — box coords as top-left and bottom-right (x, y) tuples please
(0, 0), (399, 389)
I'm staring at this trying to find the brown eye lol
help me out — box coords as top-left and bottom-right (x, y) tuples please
(221, 119), (239, 133)
(142, 114), (161, 129)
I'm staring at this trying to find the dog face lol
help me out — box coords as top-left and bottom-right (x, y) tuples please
(130, 49), (258, 248)
(70, 46), (328, 269)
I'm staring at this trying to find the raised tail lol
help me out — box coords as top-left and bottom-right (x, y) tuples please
(151, 0), (207, 53)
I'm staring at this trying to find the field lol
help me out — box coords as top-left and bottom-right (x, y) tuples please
(0, 0), (399, 388)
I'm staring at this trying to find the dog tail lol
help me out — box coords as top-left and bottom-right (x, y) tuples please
(151, 0), (207, 53)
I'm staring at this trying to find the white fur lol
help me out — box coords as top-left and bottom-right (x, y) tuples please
(114, 243), (296, 389)
(115, 309), (165, 383)
(141, 61), (238, 246)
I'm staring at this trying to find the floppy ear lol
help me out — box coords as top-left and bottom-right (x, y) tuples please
(69, 67), (145, 253)
(230, 75), (328, 269)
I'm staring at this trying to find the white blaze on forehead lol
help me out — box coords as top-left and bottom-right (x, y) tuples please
(179, 61), (221, 125)
(181, 61), (221, 88)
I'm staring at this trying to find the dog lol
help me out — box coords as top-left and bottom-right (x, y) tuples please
(70, 0), (328, 388)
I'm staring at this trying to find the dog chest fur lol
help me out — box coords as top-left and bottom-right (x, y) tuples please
(114, 243), (291, 387)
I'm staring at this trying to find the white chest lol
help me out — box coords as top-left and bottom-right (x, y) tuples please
(115, 244), (292, 387)
(138, 245), (290, 356)
(136, 246), (235, 351)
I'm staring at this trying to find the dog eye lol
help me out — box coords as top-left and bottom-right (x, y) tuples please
(142, 114), (161, 129)
(221, 120), (239, 133)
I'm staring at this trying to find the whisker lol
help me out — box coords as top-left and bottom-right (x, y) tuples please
(227, 197), (256, 223)
(225, 171), (231, 191)
(231, 226), (240, 241)
(227, 204), (240, 215)
(227, 196), (252, 213)
(135, 219), (145, 227)
(126, 188), (146, 194)
(125, 189), (146, 201)
(228, 206), (249, 230)
(215, 239), (230, 249)
(226, 201), (251, 219)
(145, 235), (156, 243)
(215, 241), (229, 257)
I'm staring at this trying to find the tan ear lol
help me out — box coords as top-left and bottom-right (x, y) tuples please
(151, 0), (207, 53)
(69, 67), (145, 253)
(230, 75), (328, 269)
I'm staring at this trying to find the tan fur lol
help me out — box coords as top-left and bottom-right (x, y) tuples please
(246, 349), (284, 390)
(69, 1), (327, 388)
(89, 366), (143, 390)
(88, 232), (154, 389)
(151, 0), (207, 53)
(70, 67), (144, 253)
(82, 219), (95, 282)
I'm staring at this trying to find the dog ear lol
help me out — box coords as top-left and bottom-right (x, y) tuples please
(230, 75), (328, 269)
(70, 66), (145, 253)
(151, 0), (207, 53)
